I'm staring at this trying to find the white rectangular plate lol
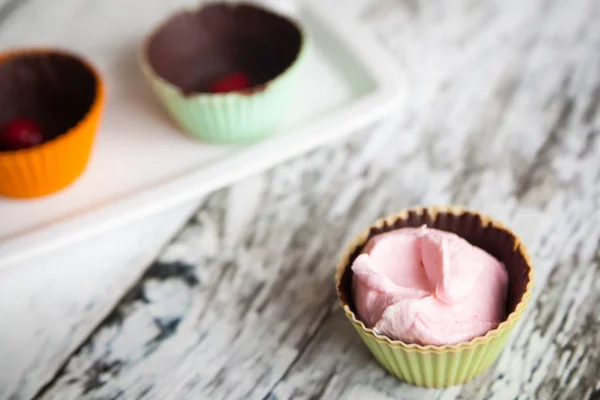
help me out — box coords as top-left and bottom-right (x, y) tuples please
(0, 0), (405, 267)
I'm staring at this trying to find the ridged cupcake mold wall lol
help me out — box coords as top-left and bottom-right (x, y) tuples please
(140, 2), (309, 144)
(0, 49), (104, 199)
(336, 206), (534, 387)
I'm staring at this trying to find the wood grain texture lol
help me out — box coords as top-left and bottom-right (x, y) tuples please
(0, 203), (200, 400)
(7, 0), (600, 398)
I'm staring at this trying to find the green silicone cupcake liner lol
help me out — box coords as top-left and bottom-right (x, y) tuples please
(140, 3), (309, 144)
(335, 206), (534, 388)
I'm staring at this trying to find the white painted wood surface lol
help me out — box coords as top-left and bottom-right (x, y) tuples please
(0, 202), (201, 400)
(1, 0), (600, 399)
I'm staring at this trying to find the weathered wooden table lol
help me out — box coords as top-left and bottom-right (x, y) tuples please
(2, 0), (600, 398)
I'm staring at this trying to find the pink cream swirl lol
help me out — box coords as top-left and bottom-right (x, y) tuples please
(351, 226), (509, 346)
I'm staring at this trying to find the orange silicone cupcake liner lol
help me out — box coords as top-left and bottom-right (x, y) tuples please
(0, 48), (105, 199)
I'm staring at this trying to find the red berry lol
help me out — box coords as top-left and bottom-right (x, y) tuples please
(210, 72), (252, 94)
(0, 118), (45, 151)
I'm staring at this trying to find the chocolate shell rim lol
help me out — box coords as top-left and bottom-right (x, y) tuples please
(139, 2), (308, 98)
(335, 205), (535, 353)
(0, 47), (104, 156)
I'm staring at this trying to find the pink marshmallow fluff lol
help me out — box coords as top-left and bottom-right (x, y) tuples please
(351, 226), (509, 346)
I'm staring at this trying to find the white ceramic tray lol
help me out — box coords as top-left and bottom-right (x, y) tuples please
(0, 0), (405, 267)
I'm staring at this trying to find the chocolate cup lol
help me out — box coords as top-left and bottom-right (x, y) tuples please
(334, 208), (534, 387)
(145, 2), (303, 96)
(336, 206), (533, 347)
(0, 51), (98, 146)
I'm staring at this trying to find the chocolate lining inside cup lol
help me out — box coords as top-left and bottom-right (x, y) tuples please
(338, 210), (531, 328)
(0, 52), (97, 142)
(146, 3), (303, 95)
